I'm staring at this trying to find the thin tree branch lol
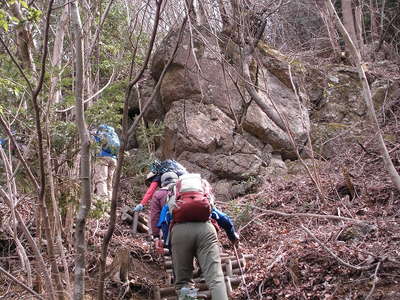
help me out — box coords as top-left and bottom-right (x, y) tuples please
(243, 203), (367, 224)
(365, 261), (382, 300)
(32, 0), (54, 98)
(0, 188), (56, 300)
(301, 225), (375, 271)
(88, 0), (115, 57)
(0, 266), (45, 300)
(55, 68), (116, 113)
(125, 0), (163, 103)
(0, 115), (39, 189)
(0, 36), (33, 92)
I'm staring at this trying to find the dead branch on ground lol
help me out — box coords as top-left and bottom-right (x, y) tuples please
(301, 225), (376, 271)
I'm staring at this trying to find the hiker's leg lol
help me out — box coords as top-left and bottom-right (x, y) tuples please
(93, 157), (108, 199)
(196, 221), (228, 300)
(171, 223), (196, 294)
(106, 157), (117, 200)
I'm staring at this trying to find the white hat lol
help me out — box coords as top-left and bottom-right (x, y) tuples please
(161, 172), (178, 187)
(146, 171), (156, 180)
(145, 171), (157, 186)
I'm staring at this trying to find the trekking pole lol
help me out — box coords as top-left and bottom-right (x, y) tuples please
(233, 244), (251, 300)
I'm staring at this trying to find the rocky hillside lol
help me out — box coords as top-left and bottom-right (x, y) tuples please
(1, 22), (399, 300)
(116, 24), (400, 299)
(106, 67), (399, 299)
(74, 81), (400, 299)
(129, 23), (400, 205)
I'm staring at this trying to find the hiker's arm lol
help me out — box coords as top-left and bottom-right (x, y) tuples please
(150, 193), (163, 237)
(140, 181), (158, 206)
(211, 208), (238, 242)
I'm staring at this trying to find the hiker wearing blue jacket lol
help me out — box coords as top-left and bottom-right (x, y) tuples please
(92, 124), (120, 201)
(158, 206), (238, 247)
(0, 137), (7, 148)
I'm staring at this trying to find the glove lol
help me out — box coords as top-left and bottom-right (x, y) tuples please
(133, 204), (144, 212)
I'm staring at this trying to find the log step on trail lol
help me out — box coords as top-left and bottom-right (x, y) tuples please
(121, 205), (149, 234)
(153, 249), (254, 299)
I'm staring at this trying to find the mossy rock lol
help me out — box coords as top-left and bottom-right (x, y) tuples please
(310, 122), (363, 159)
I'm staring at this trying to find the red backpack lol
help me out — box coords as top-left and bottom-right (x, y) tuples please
(168, 173), (213, 223)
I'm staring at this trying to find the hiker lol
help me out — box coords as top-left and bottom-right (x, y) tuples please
(92, 124), (120, 201)
(0, 131), (25, 157)
(150, 171), (178, 239)
(0, 137), (7, 149)
(158, 174), (240, 300)
(133, 159), (187, 212)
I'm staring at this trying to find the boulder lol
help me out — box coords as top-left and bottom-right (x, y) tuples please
(142, 24), (319, 197)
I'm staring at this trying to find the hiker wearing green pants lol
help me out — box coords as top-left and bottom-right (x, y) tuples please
(171, 221), (229, 300)
(157, 174), (240, 299)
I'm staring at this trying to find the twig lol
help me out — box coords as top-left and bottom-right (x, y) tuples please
(238, 212), (269, 233)
(0, 266), (45, 300)
(301, 225), (374, 271)
(365, 261), (382, 300)
(258, 248), (284, 299)
(234, 245), (251, 300)
(241, 203), (367, 224)
(0, 37), (33, 92)
(55, 68), (116, 112)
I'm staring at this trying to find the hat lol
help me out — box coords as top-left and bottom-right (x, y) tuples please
(161, 172), (178, 187)
(145, 171), (157, 186)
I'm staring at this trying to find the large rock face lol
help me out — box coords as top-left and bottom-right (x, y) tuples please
(309, 65), (399, 159)
(129, 25), (399, 199)
(135, 25), (311, 198)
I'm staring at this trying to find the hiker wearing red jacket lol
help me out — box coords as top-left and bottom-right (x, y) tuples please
(133, 159), (187, 212)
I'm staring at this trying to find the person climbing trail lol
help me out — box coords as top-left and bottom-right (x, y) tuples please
(133, 159), (187, 212)
(158, 173), (240, 300)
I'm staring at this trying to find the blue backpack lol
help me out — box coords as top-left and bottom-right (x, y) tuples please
(96, 125), (120, 156)
(150, 159), (187, 177)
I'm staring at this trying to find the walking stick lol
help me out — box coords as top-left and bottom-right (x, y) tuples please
(233, 244), (251, 300)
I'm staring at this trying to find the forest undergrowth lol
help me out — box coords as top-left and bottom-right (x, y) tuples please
(97, 85), (400, 300)
(87, 87), (400, 300)
(1, 76), (400, 300)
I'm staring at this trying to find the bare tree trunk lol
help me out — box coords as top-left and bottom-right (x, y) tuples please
(326, 0), (400, 191)
(369, 0), (379, 44)
(50, 5), (69, 104)
(70, 1), (92, 300)
(316, 3), (341, 57)
(354, 5), (364, 57)
(43, 122), (72, 298)
(216, 0), (229, 31)
(0, 147), (33, 289)
(341, 0), (358, 51)
(196, 0), (207, 26)
(9, 2), (36, 72)
(46, 8), (73, 295)
(28, 1), (66, 299)
(379, 0), (386, 38)
(83, 2), (94, 106)
(96, 1), (174, 299)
